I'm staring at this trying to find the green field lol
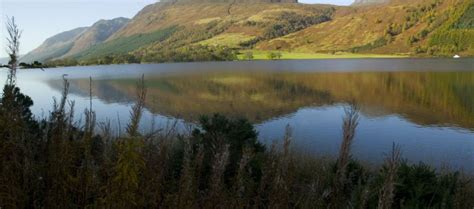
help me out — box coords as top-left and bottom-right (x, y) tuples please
(237, 50), (407, 60)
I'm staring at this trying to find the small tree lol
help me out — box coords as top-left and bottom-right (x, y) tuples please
(0, 16), (38, 209)
(267, 52), (282, 60)
(267, 52), (277, 60)
(275, 51), (282, 59)
(243, 51), (254, 60)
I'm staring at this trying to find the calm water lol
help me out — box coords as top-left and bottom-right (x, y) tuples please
(1, 58), (474, 171)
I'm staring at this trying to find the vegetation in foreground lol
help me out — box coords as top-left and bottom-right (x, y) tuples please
(1, 18), (474, 209)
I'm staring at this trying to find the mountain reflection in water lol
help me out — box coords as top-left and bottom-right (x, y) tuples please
(56, 71), (474, 130)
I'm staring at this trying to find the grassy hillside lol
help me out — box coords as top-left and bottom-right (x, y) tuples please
(22, 18), (129, 62)
(257, 0), (472, 56)
(21, 27), (87, 62)
(61, 17), (130, 57)
(53, 2), (334, 62)
(75, 26), (178, 60)
(33, 0), (474, 64)
(428, 0), (474, 56)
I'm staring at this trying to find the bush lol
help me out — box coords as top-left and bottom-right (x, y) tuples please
(263, 11), (331, 40)
(267, 51), (282, 60)
(243, 51), (254, 60)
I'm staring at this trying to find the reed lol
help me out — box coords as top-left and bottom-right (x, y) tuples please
(329, 104), (359, 209)
(377, 143), (401, 209)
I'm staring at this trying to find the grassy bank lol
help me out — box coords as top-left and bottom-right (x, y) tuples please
(237, 50), (408, 60)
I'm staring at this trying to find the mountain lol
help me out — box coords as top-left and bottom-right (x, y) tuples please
(74, 2), (335, 61)
(161, 0), (298, 2)
(61, 17), (130, 58)
(27, 0), (474, 63)
(0, 57), (9, 65)
(352, 0), (389, 5)
(22, 17), (129, 62)
(21, 27), (88, 62)
(256, 0), (473, 55)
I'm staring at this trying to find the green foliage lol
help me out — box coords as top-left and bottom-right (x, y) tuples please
(427, 1), (474, 55)
(394, 163), (460, 209)
(263, 11), (331, 39)
(266, 51), (282, 60)
(0, 85), (36, 131)
(191, 114), (265, 190)
(76, 26), (178, 60)
(243, 51), (254, 60)
(48, 45), (237, 66)
(46, 58), (79, 67)
(402, 0), (441, 32)
(385, 23), (403, 37)
(453, 3), (474, 29)
(106, 138), (145, 209)
(19, 61), (46, 69)
(429, 30), (474, 54)
(140, 45), (237, 63)
(351, 37), (388, 53)
(0, 85), (38, 208)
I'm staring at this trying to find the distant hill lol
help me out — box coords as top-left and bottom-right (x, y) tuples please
(25, 0), (474, 63)
(22, 17), (129, 62)
(161, 0), (298, 2)
(352, 0), (389, 5)
(20, 27), (87, 62)
(0, 57), (9, 65)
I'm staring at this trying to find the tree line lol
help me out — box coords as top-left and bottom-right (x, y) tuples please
(46, 45), (238, 67)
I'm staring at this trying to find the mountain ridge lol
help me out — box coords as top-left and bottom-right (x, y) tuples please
(21, 17), (130, 63)
(25, 0), (474, 63)
(352, 0), (390, 5)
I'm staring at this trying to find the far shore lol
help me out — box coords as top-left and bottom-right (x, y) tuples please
(238, 50), (410, 60)
(3, 52), (471, 69)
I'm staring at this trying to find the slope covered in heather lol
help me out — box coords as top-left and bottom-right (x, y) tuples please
(26, 0), (474, 63)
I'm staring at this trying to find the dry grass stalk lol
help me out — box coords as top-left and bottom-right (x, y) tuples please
(77, 77), (97, 208)
(329, 104), (359, 209)
(207, 144), (230, 208)
(5, 17), (21, 85)
(270, 125), (294, 208)
(233, 146), (253, 208)
(176, 139), (197, 209)
(377, 143), (401, 209)
(127, 75), (147, 137)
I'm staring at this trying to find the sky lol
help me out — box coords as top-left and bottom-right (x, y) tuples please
(0, 0), (353, 58)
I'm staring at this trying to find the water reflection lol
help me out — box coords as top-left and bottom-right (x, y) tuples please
(57, 72), (474, 130)
(1, 62), (473, 171)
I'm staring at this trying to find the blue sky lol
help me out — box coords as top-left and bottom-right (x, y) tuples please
(0, 0), (353, 58)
